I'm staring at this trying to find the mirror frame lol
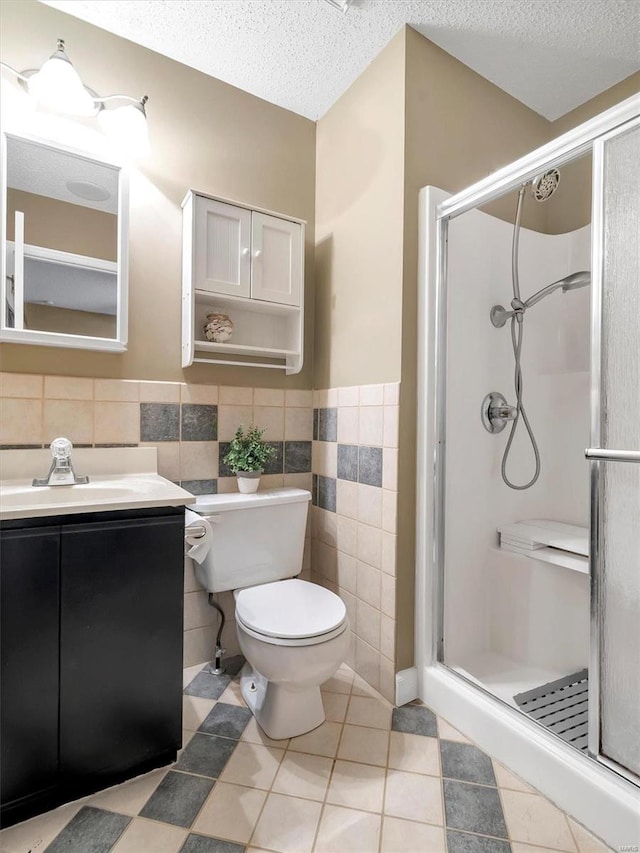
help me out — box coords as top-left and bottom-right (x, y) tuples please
(0, 130), (129, 352)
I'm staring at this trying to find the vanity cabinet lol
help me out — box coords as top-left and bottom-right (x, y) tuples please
(0, 506), (185, 827)
(182, 191), (305, 373)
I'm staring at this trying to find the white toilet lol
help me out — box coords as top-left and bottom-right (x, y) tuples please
(189, 488), (350, 739)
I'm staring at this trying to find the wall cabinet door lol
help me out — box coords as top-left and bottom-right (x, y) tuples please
(251, 212), (302, 306)
(0, 527), (60, 808)
(59, 513), (185, 782)
(194, 196), (251, 297)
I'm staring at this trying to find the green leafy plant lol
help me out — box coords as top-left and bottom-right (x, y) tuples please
(223, 425), (275, 474)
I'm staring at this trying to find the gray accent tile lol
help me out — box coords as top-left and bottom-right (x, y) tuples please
(140, 770), (214, 828)
(218, 442), (233, 477)
(312, 473), (318, 506)
(318, 408), (337, 442)
(337, 444), (358, 481)
(443, 779), (508, 838)
(262, 441), (284, 475)
(0, 443), (43, 449)
(181, 479), (218, 496)
(317, 475), (336, 513)
(284, 440), (312, 474)
(175, 733), (237, 778)
(182, 404), (218, 441)
(313, 408), (319, 441)
(392, 705), (438, 737)
(441, 740), (497, 786)
(140, 403), (180, 442)
(447, 830), (511, 853)
(181, 834), (246, 853)
(45, 806), (130, 852)
(94, 443), (138, 448)
(358, 446), (383, 487)
(198, 703), (252, 739)
(184, 670), (230, 700)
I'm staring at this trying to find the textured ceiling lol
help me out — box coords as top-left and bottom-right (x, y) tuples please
(42, 0), (640, 121)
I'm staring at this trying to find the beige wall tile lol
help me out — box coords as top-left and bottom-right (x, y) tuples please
(383, 383), (400, 406)
(183, 625), (215, 667)
(358, 523), (382, 568)
(382, 490), (398, 533)
(354, 637), (380, 690)
(253, 387), (284, 407)
(357, 561), (382, 609)
(285, 406), (313, 440)
(180, 383), (218, 404)
(44, 376), (93, 400)
(336, 479), (358, 518)
(337, 386), (359, 406)
(260, 474), (285, 489)
(218, 405), (254, 440)
(337, 406), (359, 443)
(358, 483), (383, 527)
(283, 472), (313, 491)
(183, 556), (203, 594)
(220, 385), (253, 405)
(286, 389), (313, 407)
(383, 448), (398, 490)
(94, 379), (139, 402)
(43, 400), (93, 444)
(381, 614), (396, 661)
(379, 658), (396, 704)
(356, 599), (381, 650)
(360, 384), (384, 406)
(94, 402), (140, 445)
(0, 372), (43, 398)
(340, 589), (357, 630)
(359, 406), (384, 446)
(317, 508), (337, 547)
(1, 398), (42, 444)
(139, 381), (181, 403)
(381, 573), (396, 618)
(381, 532), (397, 576)
(217, 476), (237, 493)
(184, 590), (217, 631)
(336, 515), (358, 556)
(254, 406), (284, 440)
(383, 406), (399, 448)
(141, 441), (180, 481)
(180, 441), (218, 480)
(336, 551), (357, 594)
(312, 440), (337, 478)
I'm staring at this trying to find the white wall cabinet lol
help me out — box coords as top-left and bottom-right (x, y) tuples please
(182, 191), (305, 373)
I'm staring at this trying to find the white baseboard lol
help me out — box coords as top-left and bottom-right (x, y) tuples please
(395, 667), (419, 706)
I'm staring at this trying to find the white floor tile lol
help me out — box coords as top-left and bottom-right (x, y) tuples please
(337, 724), (389, 766)
(326, 760), (386, 813)
(288, 721), (343, 758)
(315, 804), (381, 853)
(219, 741), (285, 790)
(88, 767), (168, 816)
(501, 789), (578, 851)
(384, 769), (443, 825)
(381, 816), (447, 852)
(250, 792), (322, 853)
(271, 752), (333, 801)
(193, 782), (267, 845)
(388, 731), (441, 776)
(111, 817), (187, 853)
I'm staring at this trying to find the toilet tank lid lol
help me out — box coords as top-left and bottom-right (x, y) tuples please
(190, 487), (311, 514)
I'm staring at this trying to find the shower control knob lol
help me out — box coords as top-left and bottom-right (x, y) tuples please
(481, 392), (517, 434)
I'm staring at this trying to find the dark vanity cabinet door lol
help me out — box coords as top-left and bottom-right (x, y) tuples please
(59, 513), (185, 784)
(0, 526), (60, 809)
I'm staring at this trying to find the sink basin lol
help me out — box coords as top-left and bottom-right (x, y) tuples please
(0, 449), (195, 520)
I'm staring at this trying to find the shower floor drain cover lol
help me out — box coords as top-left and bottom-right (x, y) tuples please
(514, 669), (589, 751)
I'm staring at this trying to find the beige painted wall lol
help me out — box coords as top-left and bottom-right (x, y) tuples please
(0, 1), (315, 387)
(314, 30), (406, 389)
(24, 303), (117, 338)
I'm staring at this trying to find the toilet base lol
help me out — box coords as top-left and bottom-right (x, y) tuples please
(239, 663), (325, 740)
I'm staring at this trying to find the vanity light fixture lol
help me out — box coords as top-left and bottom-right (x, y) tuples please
(0, 39), (150, 156)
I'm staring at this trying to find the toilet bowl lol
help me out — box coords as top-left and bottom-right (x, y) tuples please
(188, 489), (350, 739)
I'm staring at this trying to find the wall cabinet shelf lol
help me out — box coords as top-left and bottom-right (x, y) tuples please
(182, 191), (305, 373)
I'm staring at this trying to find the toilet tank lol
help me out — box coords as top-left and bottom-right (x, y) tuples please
(190, 488), (311, 593)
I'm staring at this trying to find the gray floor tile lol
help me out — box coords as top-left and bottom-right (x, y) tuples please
(140, 770), (214, 828)
(392, 704), (438, 737)
(443, 780), (508, 839)
(184, 671), (231, 699)
(441, 740), (497, 785)
(175, 733), (238, 778)
(447, 830), (511, 853)
(181, 834), (246, 853)
(44, 805), (130, 852)
(198, 703), (252, 739)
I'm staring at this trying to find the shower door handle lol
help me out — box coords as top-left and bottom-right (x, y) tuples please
(585, 448), (640, 463)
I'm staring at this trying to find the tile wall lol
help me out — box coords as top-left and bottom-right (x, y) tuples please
(310, 383), (400, 703)
(0, 374), (313, 668)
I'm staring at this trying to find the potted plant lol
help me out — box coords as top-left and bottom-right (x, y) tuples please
(222, 425), (275, 494)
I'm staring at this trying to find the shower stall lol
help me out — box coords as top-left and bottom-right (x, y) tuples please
(415, 93), (640, 847)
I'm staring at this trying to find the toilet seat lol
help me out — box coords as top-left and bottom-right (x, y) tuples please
(235, 579), (348, 647)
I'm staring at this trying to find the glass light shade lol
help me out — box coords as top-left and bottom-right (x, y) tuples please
(27, 55), (96, 116)
(98, 102), (150, 157)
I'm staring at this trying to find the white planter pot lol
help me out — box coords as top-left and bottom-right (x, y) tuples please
(236, 471), (261, 494)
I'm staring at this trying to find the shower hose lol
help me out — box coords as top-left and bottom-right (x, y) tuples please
(501, 186), (541, 490)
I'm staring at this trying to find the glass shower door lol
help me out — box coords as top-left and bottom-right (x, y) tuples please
(588, 117), (640, 782)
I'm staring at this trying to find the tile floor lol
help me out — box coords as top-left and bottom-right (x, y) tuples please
(0, 660), (612, 853)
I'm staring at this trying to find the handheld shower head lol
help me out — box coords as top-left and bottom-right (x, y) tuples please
(490, 270), (591, 327)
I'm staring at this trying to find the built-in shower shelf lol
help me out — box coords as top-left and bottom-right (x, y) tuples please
(497, 520), (589, 575)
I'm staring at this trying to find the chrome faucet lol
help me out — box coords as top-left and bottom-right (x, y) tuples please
(33, 437), (89, 487)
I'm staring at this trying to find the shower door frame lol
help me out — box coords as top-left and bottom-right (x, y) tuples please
(415, 93), (640, 816)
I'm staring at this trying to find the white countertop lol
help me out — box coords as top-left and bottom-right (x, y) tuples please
(0, 447), (195, 521)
